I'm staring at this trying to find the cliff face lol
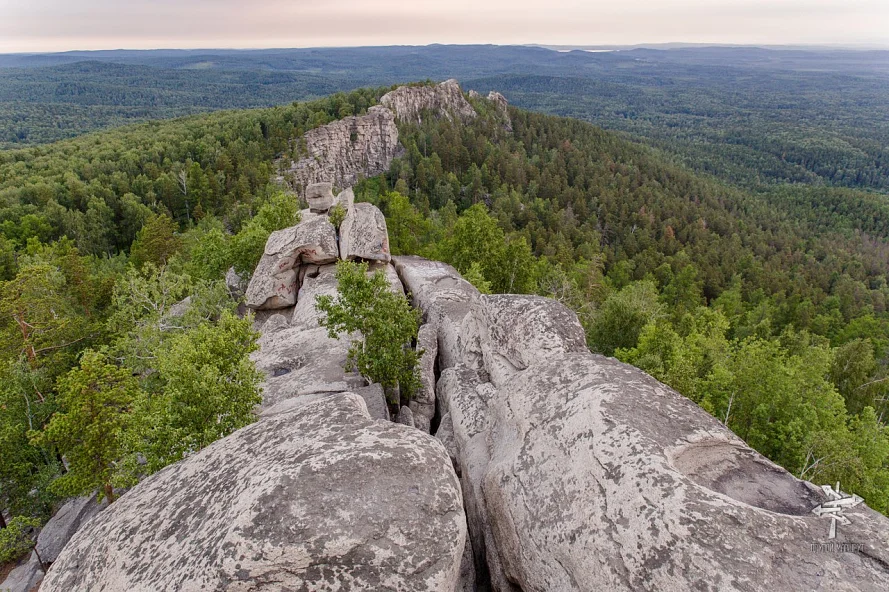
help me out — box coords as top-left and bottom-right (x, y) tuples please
(39, 82), (889, 592)
(381, 79), (477, 124)
(285, 105), (400, 192)
(281, 79), (480, 196)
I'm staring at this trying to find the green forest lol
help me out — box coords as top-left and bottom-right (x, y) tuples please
(0, 80), (887, 562)
(0, 88), (384, 532)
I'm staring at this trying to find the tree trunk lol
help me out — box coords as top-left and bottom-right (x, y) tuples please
(0, 511), (6, 529)
(104, 483), (116, 504)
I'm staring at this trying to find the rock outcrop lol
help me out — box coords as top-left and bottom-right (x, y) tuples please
(394, 255), (889, 592)
(0, 553), (43, 592)
(286, 105), (400, 191)
(487, 91), (512, 131)
(305, 181), (335, 212)
(381, 79), (477, 124)
(41, 394), (466, 592)
(340, 202), (391, 263)
(1, 494), (107, 592)
(245, 214), (338, 310)
(39, 81), (889, 592)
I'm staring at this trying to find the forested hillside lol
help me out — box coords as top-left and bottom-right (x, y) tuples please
(0, 83), (887, 565)
(0, 87), (387, 532)
(2, 45), (888, 196)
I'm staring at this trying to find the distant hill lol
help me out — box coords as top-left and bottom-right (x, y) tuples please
(1, 45), (888, 191)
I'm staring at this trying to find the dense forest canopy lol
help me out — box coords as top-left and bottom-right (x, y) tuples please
(0, 75), (887, 560)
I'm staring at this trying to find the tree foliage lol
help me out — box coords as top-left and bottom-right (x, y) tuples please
(316, 261), (422, 403)
(35, 350), (137, 502)
(0, 516), (40, 564)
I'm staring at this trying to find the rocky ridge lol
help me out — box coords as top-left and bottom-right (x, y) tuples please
(36, 81), (889, 592)
(285, 105), (401, 193)
(282, 79), (482, 197)
(380, 79), (478, 124)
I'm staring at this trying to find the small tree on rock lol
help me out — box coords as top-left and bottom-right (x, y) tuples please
(316, 261), (422, 404)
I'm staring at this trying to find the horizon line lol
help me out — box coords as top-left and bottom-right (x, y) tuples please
(3, 41), (889, 56)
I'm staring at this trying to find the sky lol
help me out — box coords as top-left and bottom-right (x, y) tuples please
(0, 0), (887, 53)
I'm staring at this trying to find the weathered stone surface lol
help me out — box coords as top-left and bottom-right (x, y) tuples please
(476, 354), (889, 590)
(165, 295), (191, 319)
(42, 394), (467, 592)
(367, 261), (404, 294)
(0, 552), (43, 592)
(335, 187), (355, 209)
(38, 493), (107, 565)
(225, 266), (244, 299)
(434, 412), (458, 467)
(474, 294), (587, 386)
(381, 80), (477, 124)
(260, 312), (289, 334)
(340, 202), (391, 263)
(487, 91), (512, 131)
(410, 323), (438, 432)
(455, 537), (477, 592)
(287, 106), (400, 190)
(487, 91), (508, 111)
(392, 256), (483, 373)
(290, 263), (338, 330)
(246, 258), (298, 310)
(305, 181), (335, 212)
(1, 492), (108, 591)
(355, 383), (390, 421)
(253, 325), (365, 413)
(245, 215), (338, 310)
(397, 405), (415, 428)
(393, 254), (889, 592)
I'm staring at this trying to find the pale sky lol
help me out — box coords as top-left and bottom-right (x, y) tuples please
(0, 0), (887, 53)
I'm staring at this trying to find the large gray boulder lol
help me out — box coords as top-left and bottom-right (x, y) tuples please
(305, 182), (335, 212)
(1, 493), (107, 592)
(354, 383), (390, 422)
(469, 353), (889, 590)
(340, 202), (391, 263)
(335, 186), (355, 209)
(289, 263), (339, 330)
(0, 552), (43, 592)
(253, 325), (365, 413)
(393, 255), (889, 592)
(392, 256), (483, 373)
(37, 493), (107, 565)
(286, 106), (400, 189)
(41, 394), (467, 592)
(245, 215), (338, 310)
(381, 80), (477, 124)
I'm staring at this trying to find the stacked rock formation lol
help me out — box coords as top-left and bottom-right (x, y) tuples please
(41, 184), (472, 592)
(39, 82), (889, 592)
